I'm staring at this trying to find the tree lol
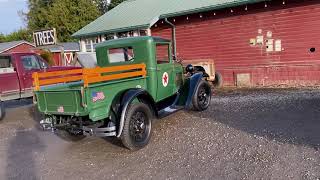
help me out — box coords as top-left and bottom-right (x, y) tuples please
(93, 0), (127, 14)
(25, 0), (54, 31)
(108, 0), (127, 10)
(0, 29), (32, 43)
(24, 0), (100, 42)
(46, 0), (101, 42)
(94, 0), (109, 14)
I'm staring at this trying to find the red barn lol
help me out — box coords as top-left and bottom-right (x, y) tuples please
(0, 40), (35, 54)
(73, 0), (320, 87)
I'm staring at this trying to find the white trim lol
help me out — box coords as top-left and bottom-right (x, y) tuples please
(0, 41), (35, 53)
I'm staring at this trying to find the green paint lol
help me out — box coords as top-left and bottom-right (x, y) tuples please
(35, 36), (184, 122)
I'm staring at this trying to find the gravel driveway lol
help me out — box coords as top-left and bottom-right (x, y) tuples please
(0, 89), (319, 180)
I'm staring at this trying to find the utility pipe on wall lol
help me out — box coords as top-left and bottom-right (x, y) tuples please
(164, 18), (177, 60)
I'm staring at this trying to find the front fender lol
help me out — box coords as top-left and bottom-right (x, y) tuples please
(185, 72), (203, 109)
(117, 88), (156, 137)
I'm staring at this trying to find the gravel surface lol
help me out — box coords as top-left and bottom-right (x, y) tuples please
(0, 89), (319, 180)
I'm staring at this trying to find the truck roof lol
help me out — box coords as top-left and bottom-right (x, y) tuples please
(96, 36), (170, 48)
(0, 52), (38, 56)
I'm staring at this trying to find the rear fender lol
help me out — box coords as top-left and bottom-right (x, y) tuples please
(117, 88), (157, 137)
(185, 72), (203, 109)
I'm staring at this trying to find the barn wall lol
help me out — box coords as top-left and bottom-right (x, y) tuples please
(2, 43), (35, 54)
(152, 1), (320, 87)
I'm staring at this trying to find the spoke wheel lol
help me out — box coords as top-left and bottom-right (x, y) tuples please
(192, 80), (211, 111)
(198, 86), (210, 109)
(121, 102), (152, 150)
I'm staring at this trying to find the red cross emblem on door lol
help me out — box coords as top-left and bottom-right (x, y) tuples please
(162, 72), (169, 87)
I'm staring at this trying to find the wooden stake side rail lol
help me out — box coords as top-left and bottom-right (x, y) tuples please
(32, 64), (147, 91)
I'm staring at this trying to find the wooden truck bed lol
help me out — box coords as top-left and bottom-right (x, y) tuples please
(32, 63), (147, 91)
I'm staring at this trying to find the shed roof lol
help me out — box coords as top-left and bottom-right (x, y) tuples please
(73, 0), (266, 38)
(0, 40), (34, 53)
(46, 42), (80, 53)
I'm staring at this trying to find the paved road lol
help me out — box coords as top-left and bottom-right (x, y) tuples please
(0, 89), (319, 180)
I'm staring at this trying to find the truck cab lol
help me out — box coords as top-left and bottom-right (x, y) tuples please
(33, 36), (211, 150)
(95, 36), (183, 102)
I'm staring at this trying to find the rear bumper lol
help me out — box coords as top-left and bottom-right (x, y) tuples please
(82, 126), (116, 137)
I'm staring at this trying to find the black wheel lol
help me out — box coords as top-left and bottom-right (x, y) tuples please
(0, 101), (5, 121)
(120, 103), (152, 150)
(192, 80), (212, 111)
(212, 72), (223, 88)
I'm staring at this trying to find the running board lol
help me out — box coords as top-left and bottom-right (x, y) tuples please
(157, 105), (184, 119)
(157, 91), (186, 118)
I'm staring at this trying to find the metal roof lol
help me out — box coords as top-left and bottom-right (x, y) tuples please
(73, 0), (266, 38)
(0, 40), (35, 53)
(46, 42), (80, 52)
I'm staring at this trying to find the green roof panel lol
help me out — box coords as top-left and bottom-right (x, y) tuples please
(73, 0), (266, 38)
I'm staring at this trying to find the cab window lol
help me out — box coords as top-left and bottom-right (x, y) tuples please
(37, 57), (49, 69)
(108, 47), (134, 63)
(21, 55), (41, 70)
(0, 56), (12, 68)
(156, 44), (170, 64)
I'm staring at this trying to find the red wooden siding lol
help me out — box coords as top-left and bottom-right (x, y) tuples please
(152, 1), (320, 87)
(52, 53), (62, 66)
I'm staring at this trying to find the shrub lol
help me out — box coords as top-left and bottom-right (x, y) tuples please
(40, 51), (55, 66)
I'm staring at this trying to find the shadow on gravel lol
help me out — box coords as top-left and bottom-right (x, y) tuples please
(203, 89), (320, 150)
(3, 98), (33, 109)
(6, 127), (45, 180)
(28, 105), (45, 130)
(102, 137), (126, 149)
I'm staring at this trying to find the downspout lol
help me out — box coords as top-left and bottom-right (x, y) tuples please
(164, 18), (177, 60)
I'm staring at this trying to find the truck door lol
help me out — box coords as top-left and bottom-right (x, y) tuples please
(19, 54), (42, 98)
(156, 43), (174, 101)
(0, 55), (20, 101)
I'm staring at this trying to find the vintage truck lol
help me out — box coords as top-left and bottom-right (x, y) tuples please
(33, 36), (212, 150)
(0, 52), (78, 120)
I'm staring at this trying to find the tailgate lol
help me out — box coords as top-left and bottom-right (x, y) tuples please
(36, 90), (86, 115)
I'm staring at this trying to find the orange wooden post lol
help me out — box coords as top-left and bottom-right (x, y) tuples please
(32, 72), (40, 91)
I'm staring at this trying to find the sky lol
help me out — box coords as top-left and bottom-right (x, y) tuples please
(0, 0), (28, 35)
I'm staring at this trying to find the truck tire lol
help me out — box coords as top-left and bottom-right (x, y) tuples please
(212, 72), (223, 88)
(192, 80), (211, 111)
(121, 102), (152, 150)
(0, 101), (5, 121)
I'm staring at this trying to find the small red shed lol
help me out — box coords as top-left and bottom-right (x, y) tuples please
(46, 42), (80, 66)
(0, 41), (36, 54)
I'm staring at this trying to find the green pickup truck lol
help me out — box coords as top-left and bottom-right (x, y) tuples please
(33, 36), (212, 150)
